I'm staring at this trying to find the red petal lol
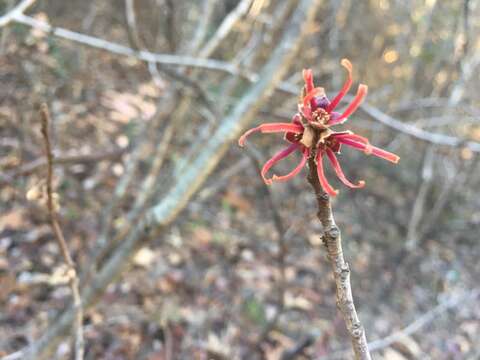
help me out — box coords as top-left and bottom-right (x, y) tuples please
(261, 144), (300, 185)
(326, 59), (353, 113)
(303, 69), (314, 93)
(316, 150), (338, 196)
(238, 123), (304, 147)
(371, 146), (400, 163)
(325, 148), (365, 188)
(330, 84), (368, 125)
(334, 133), (372, 154)
(337, 138), (400, 163)
(271, 147), (309, 183)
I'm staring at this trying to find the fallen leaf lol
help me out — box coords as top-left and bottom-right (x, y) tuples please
(133, 247), (156, 268)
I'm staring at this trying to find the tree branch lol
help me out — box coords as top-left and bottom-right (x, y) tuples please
(306, 154), (371, 360)
(0, 0), (36, 27)
(198, 0), (253, 59)
(5, 3), (480, 152)
(39, 104), (84, 360)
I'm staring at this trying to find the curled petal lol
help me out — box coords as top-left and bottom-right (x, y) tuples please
(316, 150), (338, 196)
(326, 58), (353, 113)
(337, 138), (400, 164)
(303, 69), (314, 93)
(291, 113), (303, 126)
(301, 87), (325, 119)
(261, 144), (300, 185)
(238, 123), (304, 147)
(331, 84), (368, 125)
(325, 148), (365, 188)
(270, 148), (309, 183)
(333, 132), (372, 154)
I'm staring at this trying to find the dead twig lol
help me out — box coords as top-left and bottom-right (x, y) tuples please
(39, 104), (84, 360)
(307, 153), (371, 360)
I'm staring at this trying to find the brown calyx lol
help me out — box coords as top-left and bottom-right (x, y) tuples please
(300, 125), (332, 149)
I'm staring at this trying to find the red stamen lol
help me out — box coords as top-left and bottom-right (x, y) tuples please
(325, 148), (365, 188)
(261, 143), (300, 185)
(316, 150), (338, 196)
(239, 123), (304, 147)
(326, 59), (353, 113)
(333, 84), (368, 124)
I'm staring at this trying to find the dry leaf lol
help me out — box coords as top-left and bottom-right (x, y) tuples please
(383, 348), (408, 360)
(0, 210), (24, 231)
(133, 247), (156, 268)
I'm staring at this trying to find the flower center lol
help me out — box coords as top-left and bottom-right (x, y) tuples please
(310, 108), (330, 129)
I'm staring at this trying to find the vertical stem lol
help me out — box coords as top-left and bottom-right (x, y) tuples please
(40, 104), (84, 360)
(306, 155), (371, 360)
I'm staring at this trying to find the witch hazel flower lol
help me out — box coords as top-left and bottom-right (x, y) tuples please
(238, 59), (400, 196)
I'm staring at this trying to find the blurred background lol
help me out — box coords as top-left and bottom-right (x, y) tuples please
(0, 0), (479, 359)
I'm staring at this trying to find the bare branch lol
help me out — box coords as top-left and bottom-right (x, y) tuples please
(12, 13), (246, 77)
(186, 0), (219, 55)
(358, 99), (480, 152)
(198, 0), (253, 58)
(0, 0), (36, 27)
(307, 154), (372, 360)
(39, 104), (84, 360)
(405, 147), (435, 250)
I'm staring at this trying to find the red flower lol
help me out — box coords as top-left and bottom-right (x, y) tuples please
(238, 59), (400, 196)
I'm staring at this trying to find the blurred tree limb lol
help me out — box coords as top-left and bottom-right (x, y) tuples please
(0, 0), (36, 26)
(3, 1), (321, 359)
(2, 0), (480, 153)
